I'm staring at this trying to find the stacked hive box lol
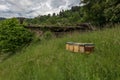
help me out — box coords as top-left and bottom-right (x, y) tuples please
(84, 43), (94, 53)
(66, 42), (94, 53)
(66, 42), (70, 50)
(73, 43), (80, 52)
(79, 43), (85, 53)
(73, 43), (85, 53)
(66, 42), (74, 51)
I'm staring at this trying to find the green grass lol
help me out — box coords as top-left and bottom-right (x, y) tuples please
(0, 25), (120, 80)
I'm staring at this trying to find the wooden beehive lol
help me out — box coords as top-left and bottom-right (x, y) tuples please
(73, 43), (80, 52)
(79, 43), (85, 53)
(84, 43), (94, 53)
(66, 43), (69, 50)
(66, 42), (74, 51)
(69, 44), (74, 52)
(73, 43), (85, 53)
(66, 42), (94, 53)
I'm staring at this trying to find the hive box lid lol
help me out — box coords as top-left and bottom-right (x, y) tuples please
(84, 43), (94, 46)
(74, 43), (85, 46)
(66, 42), (74, 44)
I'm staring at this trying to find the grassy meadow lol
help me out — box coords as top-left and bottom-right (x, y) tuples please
(0, 25), (120, 80)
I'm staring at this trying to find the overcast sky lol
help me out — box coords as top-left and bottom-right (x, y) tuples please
(0, 0), (80, 18)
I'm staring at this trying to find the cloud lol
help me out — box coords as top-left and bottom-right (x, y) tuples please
(0, 5), (9, 11)
(0, 0), (80, 18)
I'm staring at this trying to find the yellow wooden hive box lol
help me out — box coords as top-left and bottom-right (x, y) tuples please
(66, 42), (74, 51)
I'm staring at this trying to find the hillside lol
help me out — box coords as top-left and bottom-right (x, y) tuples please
(0, 25), (120, 80)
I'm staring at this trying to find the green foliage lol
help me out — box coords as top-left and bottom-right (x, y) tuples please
(0, 18), (33, 54)
(42, 31), (54, 40)
(81, 0), (120, 26)
(104, 4), (120, 23)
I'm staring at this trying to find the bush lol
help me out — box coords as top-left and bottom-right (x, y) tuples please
(0, 18), (33, 54)
(43, 31), (54, 40)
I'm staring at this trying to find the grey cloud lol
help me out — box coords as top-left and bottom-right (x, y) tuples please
(50, 0), (67, 8)
(0, 0), (80, 18)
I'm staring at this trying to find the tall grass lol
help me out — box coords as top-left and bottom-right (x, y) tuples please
(0, 25), (120, 80)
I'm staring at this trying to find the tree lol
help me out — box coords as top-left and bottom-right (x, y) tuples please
(80, 0), (120, 26)
(104, 1), (120, 23)
(52, 13), (56, 16)
(80, 0), (106, 26)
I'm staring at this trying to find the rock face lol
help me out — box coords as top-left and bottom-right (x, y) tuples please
(24, 24), (94, 37)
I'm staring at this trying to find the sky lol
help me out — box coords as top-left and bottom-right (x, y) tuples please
(0, 0), (80, 18)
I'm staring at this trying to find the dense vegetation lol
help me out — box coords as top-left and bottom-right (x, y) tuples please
(0, 18), (33, 54)
(25, 0), (120, 27)
(0, 25), (120, 80)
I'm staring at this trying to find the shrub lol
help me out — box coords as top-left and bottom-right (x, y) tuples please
(0, 18), (33, 54)
(43, 31), (54, 40)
